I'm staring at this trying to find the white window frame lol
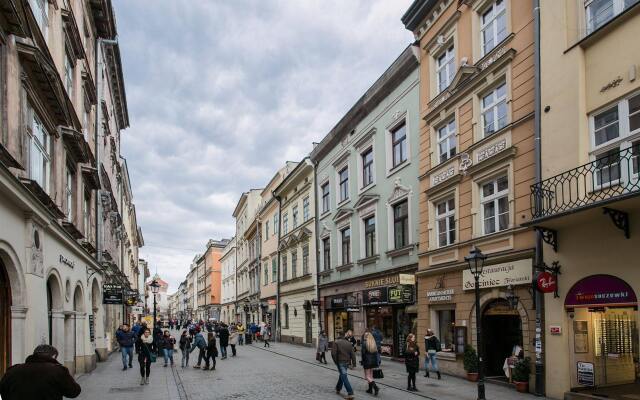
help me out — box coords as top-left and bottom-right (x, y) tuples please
(437, 118), (457, 164)
(391, 122), (408, 168)
(303, 196), (310, 221)
(361, 147), (375, 188)
(292, 205), (299, 228)
(64, 51), (74, 100)
(66, 165), (74, 221)
(337, 166), (349, 203)
(28, 109), (51, 194)
(480, 175), (510, 235)
(584, 0), (636, 34)
(436, 45), (455, 93)
(321, 235), (331, 271)
(480, 0), (507, 56)
(481, 82), (508, 138)
(360, 207), (378, 259)
(340, 225), (352, 265)
(283, 213), (288, 235)
(386, 189), (413, 252)
(435, 198), (456, 248)
(291, 249), (297, 279)
(30, 0), (48, 39)
(273, 212), (279, 236)
(265, 220), (270, 239)
(302, 245), (309, 275)
(320, 181), (330, 214)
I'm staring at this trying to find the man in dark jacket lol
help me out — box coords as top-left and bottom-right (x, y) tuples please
(0, 344), (81, 400)
(116, 324), (136, 370)
(331, 333), (355, 400)
(217, 324), (230, 359)
(189, 328), (207, 368)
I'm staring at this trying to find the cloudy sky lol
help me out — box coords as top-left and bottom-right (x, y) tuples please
(113, 0), (414, 290)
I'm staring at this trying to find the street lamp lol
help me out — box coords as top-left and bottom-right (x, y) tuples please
(150, 280), (160, 330)
(465, 246), (487, 400)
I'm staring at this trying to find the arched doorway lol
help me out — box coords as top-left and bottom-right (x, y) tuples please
(46, 274), (63, 347)
(0, 259), (11, 376)
(72, 285), (85, 374)
(481, 299), (523, 377)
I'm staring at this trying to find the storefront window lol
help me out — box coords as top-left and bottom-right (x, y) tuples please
(397, 308), (417, 356)
(334, 311), (352, 340)
(437, 309), (456, 351)
(367, 307), (394, 355)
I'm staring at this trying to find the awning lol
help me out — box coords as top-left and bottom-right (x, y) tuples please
(565, 274), (637, 308)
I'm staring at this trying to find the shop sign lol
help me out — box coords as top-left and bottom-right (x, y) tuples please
(364, 273), (415, 289)
(59, 255), (75, 268)
(131, 306), (143, 314)
(388, 285), (414, 304)
(346, 306), (361, 313)
(463, 259), (532, 291)
(537, 272), (557, 293)
(363, 288), (388, 305)
(577, 362), (595, 386)
(102, 284), (123, 304)
(564, 274), (637, 308)
(427, 288), (454, 302)
(311, 300), (320, 307)
(329, 296), (346, 309)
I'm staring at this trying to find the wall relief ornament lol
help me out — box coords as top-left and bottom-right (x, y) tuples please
(27, 222), (44, 277)
(387, 178), (411, 204)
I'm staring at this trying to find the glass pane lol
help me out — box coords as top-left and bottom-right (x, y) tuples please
(483, 28), (493, 54)
(482, 91), (493, 109)
(498, 196), (509, 213)
(483, 110), (495, 134)
(482, 181), (494, 197)
(437, 202), (447, 215)
(447, 198), (455, 210)
(588, 0), (615, 32)
(497, 12), (507, 42)
(496, 83), (506, 99)
(484, 201), (495, 218)
(438, 230), (447, 247)
(632, 141), (639, 174)
(484, 215), (496, 234)
(449, 136), (457, 157)
(449, 216), (456, 244)
(439, 141), (449, 161)
(497, 100), (507, 130)
(497, 175), (508, 192)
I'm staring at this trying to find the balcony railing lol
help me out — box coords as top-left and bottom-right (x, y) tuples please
(531, 145), (640, 220)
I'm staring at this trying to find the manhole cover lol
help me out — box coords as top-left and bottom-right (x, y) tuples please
(109, 387), (144, 393)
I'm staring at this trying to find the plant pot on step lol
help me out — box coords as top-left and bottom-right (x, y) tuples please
(514, 381), (528, 393)
(467, 372), (479, 382)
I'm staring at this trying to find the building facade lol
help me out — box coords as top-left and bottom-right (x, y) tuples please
(403, 0), (537, 381)
(274, 159), (317, 345)
(145, 274), (169, 322)
(534, 1), (640, 398)
(196, 253), (206, 320)
(220, 237), (236, 324)
(204, 239), (227, 320)
(310, 47), (420, 356)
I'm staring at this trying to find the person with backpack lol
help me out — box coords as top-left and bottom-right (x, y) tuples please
(178, 330), (192, 368)
(424, 329), (441, 379)
(204, 332), (218, 370)
(189, 327), (207, 369)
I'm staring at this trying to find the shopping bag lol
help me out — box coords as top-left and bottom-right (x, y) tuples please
(373, 368), (384, 379)
(316, 352), (321, 361)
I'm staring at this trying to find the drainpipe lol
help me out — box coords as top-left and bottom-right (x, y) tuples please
(533, 0), (545, 396)
(312, 160), (322, 335)
(275, 193), (282, 342)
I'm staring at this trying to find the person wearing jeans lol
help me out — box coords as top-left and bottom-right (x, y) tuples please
(331, 333), (355, 399)
(116, 324), (136, 370)
(178, 330), (191, 368)
(424, 329), (441, 379)
(160, 330), (175, 367)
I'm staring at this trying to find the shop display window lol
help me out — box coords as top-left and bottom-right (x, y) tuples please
(366, 307), (394, 355)
(437, 309), (456, 351)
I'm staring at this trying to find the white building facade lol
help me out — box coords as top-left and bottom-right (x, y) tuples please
(220, 237), (236, 324)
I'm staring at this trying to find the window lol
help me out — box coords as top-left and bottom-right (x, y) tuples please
(292, 206), (299, 228)
(392, 122), (408, 167)
(284, 304), (289, 329)
(339, 167), (349, 202)
(283, 213), (288, 235)
(585, 0), (639, 34)
(595, 149), (621, 186)
(65, 166), (74, 221)
(437, 45), (455, 93)
(322, 237), (331, 271)
(594, 106), (619, 146)
(481, 83), (507, 137)
(341, 227), (351, 264)
(437, 309), (456, 352)
(362, 148), (374, 187)
(265, 221), (270, 239)
(28, 111), (51, 193)
(282, 254), (288, 281)
(481, 0), (507, 55)
(321, 182), (330, 213)
(303, 197), (310, 221)
(271, 258), (277, 282)
(83, 190), (90, 236)
(274, 212), (279, 235)
(264, 263), (269, 285)
(437, 119), (457, 163)
(436, 198), (456, 247)
(481, 176), (509, 234)
(291, 250), (297, 279)
(64, 52), (74, 99)
(30, 0), (48, 37)
(364, 216), (376, 257)
(393, 200), (409, 249)
(302, 245), (309, 275)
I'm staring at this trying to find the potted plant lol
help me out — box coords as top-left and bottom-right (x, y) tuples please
(512, 357), (531, 393)
(463, 345), (479, 382)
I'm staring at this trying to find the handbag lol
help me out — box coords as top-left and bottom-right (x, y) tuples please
(373, 368), (384, 379)
(316, 352), (321, 361)
(143, 343), (156, 363)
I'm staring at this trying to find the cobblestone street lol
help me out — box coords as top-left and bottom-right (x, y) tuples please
(77, 338), (545, 400)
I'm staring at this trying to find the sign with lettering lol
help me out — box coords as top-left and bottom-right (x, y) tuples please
(329, 296), (346, 309)
(537, 271), (557, 293)
(431, 166), (456, 187)
(131, 306), (143, 314)
(102, 284), (123, 304)
(59, 255), (75, 268)
(564, 274), (637, 308)
(427, 288), (454, 302)
(388, 285), (414, 304)
(476, 138), (507, 163)
(364, 273), (415, 289)
(463, 259), (532, 291)
(577, 362), (595, 386)
(362, 288), (388, 305)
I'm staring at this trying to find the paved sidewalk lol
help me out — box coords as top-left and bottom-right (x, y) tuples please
(251, 340), (548, 400)
(76, 350), (182, 400)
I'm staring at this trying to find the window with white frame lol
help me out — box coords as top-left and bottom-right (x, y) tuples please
(282, 254), (288, 281)
(437, 45), (455, 93)
(393, 200), (409, 249)
(291, 250), (297, 279)
(302, 245), (309, 275)
(30, 0), (48, 37)
(481, 175), (509, 234)
(303, 197), (310, 221)
(391, 122), (408, 168)
(364, 216), (376, 257)
(283, 213), (288, 235)
(83, 190), (90, 235)
(28, 109), (51, 193)
(66, 166), (74, 221)
(481, 0), (507, 55)
(437, 119), (457, 163)
(362, 148), (374, 187)
(274, 212), (279, 235)
(341, 227), (351, 264)
(339, 166), (349, 202)
(272, 258), (277, 282)
(585, 0), (639, 34)
(321, 182), (330, 213)
(265, 220), (270, 239)
(293, 205), (299, 228)
(322, 237), (331, 271)
(64, 52), (74, 99)
(481, 83), (507, 137)
(436, 198), (456, 247)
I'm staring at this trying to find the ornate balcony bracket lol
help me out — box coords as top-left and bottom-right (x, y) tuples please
(603, 207), (630, 239)
(534, 226), (558, 252)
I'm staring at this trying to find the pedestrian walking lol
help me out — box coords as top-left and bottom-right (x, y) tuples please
(116, 323), (136, 370)
(189, 327), (207, 368)
(204, 332), (218, 370)
(160, 330), (176, 367)
(179, 330), (192, 368)
(371, 325), (383, 364)
(218, 323), (230, 359)
(331, 333), (355, 400)
(405, 333), (420, 392)
(152, 325), (163, 354)
(261, 323), (271, 347)
(345, 330), (357, 368)
(361, 332), (380, 395)
(424, 329), (442, 379)
(237, 322), (245, 345)
(135, 328), (155, 385)
(229, 325), (238, 357)
(0, 344), (81, 400)
(316, 331), (328, 364)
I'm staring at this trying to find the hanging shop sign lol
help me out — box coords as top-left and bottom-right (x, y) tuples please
(328, 296), (346, 309)
(564, 274), (637, 308)
(388, 285), (415, 304)
(577, 362), (595, 386)
(131, 306), (143, 314)
(463, 259), (532, 290)
(427, 288), (454, 302)
(362, 288), (388, 305)
(102, 284), (123, 304)
(364, 273), (415, 289)
(537, 271), (557, 293)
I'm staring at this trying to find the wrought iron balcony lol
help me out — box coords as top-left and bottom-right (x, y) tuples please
(531, 145), (640, 220)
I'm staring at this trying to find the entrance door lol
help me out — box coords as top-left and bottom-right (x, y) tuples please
(0, 260), (11, 376)
(305, 310), (312, 343)
(482, 299), (523, 377)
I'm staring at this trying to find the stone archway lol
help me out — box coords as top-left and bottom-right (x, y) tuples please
(72, 284), (86, 374)
(0, 241), (27, 367)
(46, 271), (64, 353)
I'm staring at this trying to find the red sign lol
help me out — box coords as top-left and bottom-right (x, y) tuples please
(537, 272), (557, 293)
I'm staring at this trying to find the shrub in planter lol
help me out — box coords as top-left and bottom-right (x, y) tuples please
(463, 345), (479, 381)
(512, 357), (531, 393)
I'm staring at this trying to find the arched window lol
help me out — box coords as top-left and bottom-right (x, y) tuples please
(284, 303), (289, 329)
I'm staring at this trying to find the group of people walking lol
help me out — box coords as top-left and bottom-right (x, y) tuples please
(318, 327), (441, 399)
